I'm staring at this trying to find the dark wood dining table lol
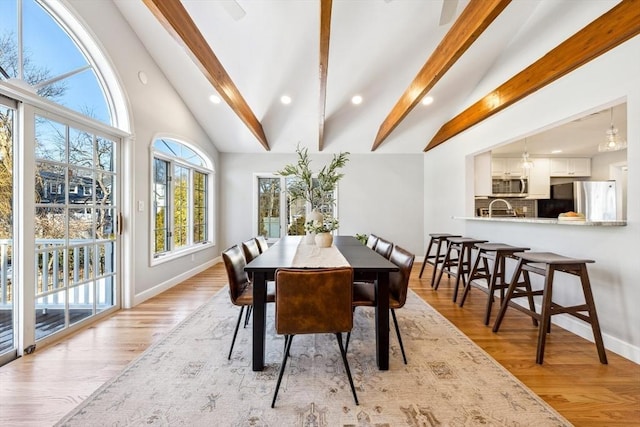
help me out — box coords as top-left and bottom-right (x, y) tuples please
(245, 235), (399, 371)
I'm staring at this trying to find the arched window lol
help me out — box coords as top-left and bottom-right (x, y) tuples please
(152, 138), (213, 261)
(0, 0), (128, 129)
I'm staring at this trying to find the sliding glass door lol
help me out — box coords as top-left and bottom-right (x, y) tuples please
(0, 95), (16, 365)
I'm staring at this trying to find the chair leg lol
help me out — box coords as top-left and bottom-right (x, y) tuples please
(228, 306), (245, 360)
(344, 307), (356, 353)
(271, 334), (294, 408)
(336, 333), (359, 405)
(391, 309), (407, 365)
(244, 305), (252, 328)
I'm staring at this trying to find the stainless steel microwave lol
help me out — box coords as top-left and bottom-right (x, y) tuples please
(491, 177), (528, 197)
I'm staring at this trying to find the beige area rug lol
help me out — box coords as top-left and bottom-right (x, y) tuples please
(56, 289), (571, 426)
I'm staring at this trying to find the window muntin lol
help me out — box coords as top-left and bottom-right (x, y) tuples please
(34, 113), (118, 341)
(0, 0), (111, 124)
(152, 139), (211, 259)
(255, 175), (337, 241)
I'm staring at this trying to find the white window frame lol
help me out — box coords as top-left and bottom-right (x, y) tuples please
(150, 139), (214, 266)
(252, 173), (339, 242)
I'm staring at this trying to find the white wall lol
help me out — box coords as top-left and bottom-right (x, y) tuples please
(68, 1), (220, 304)
(220, 153), (424, 255)
(424, 37), (640, 362)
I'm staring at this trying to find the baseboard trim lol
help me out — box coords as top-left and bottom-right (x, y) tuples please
(132, 257), (220, 306)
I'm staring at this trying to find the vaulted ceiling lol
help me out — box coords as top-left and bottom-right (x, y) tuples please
(113, 0), (636, 154)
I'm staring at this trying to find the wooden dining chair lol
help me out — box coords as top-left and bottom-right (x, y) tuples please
(271, 267), (359, 407)
(348, 245), (415, 364)
(222, 245), (275, 360)
(255, 235), (269, 253)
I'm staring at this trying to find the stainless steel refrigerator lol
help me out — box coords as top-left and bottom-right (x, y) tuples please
(541, 181), (617, 221)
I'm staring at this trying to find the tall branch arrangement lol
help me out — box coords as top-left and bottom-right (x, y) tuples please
(276, 144), (349, 210)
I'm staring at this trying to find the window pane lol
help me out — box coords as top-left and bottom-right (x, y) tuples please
(153, 158), (168, 254)
(153, 139), (204, 167)
(0, 2), (18, 79)
(35, 290), (66, 340)
(258, 177), (281, 239)
(193, 171), (207, 243)
(286, 177), (306, 236)
(68, 168), (93, 205)
(97, 137), (114, 172)
(96, 172), (113, 207)
(68, 128), (94, 168)
(172, 165), (188, 249)
(36, 162), (66, 204)
(35, 116), (66, 163)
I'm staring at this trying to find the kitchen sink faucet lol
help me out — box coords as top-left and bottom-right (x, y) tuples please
(489, 199), (513, 218)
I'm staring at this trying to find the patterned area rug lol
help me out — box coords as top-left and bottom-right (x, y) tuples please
(56, 289), (571, 426)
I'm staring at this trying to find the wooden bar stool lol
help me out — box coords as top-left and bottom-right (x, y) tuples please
(418, 233), (460, 288)
(492, 252), (608, 365)
(434, 237), (487, 302)
(460, 243), (530, 325)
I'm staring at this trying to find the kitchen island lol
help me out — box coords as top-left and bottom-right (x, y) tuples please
(454, 216), (626, 226)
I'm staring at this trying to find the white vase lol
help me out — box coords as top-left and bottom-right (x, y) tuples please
(315, 232), (333, 248)
(308, 209), (323, 224)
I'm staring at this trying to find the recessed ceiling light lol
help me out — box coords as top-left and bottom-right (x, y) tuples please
(421, 96), (434, 106)
(551, 149), (563, 154)
(351, 95), (363, 105)
(209, 95), (221, 104)
(280, 95), (292, 105)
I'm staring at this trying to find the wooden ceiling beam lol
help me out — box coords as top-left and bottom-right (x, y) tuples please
(318, 0), (332, 151)
(142, 0), (270, 151)
(371, 0), (511, 151)
(424, 0), (640, 152)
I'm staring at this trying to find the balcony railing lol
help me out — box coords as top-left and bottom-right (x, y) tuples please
(0, 238), (115, 309)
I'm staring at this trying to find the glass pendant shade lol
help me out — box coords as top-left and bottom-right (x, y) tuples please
(598, 108), (627, 152)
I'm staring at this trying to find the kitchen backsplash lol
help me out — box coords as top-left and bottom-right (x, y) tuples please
(475, 198), (536, 217)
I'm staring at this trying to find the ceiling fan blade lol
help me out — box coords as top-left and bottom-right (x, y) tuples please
(439, 0), (458, 26)
(221, 0), (246, 21)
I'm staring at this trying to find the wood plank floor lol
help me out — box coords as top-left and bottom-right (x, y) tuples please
(0, 262), (638, 426)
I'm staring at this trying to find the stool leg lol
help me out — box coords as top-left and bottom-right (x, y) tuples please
(536, 267), (555, 364)
(484, 255), (501, 325)
(578, 264), (608, 364)
(452, 246), (467, 303)
(430, 239), (445, 288)
(520, 270), (539, 328)
(492, 259), (524, 333)
(433, 242), (451, 290)
(419, 238), (435, 278)
(459, 250), (482, 307)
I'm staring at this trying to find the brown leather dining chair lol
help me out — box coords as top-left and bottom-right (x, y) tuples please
(374, 237), (393, 259)
(222, 245), (275, 360)
(271, 267), (359, 407)
(366, 234), (379, 250)
(255, 235), (269, 253)
(348, 245), (415, 364)
(241, 238), (262, 263)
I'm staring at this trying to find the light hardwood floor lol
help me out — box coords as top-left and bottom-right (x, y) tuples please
(0, 262), (638, 426)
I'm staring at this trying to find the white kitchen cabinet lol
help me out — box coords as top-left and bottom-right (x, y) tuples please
(492, 158), (526, 177)
(549, 158), (591, 177)
(526, 158), (550, 199)
(474, 152), (492, 197)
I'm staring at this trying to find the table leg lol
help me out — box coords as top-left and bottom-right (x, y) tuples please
(252, 271), (267, 371)
(376, 271), (390, 370)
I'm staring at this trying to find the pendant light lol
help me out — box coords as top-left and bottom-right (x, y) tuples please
(598, 108), (627, 152)
(520, 138), (534, 170)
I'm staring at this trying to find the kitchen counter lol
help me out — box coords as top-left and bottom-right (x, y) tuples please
(454, 216), (627, 226)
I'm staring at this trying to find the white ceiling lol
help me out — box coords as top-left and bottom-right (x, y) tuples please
(113, 0), (623, 154)
(491, 102), (627, 157)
